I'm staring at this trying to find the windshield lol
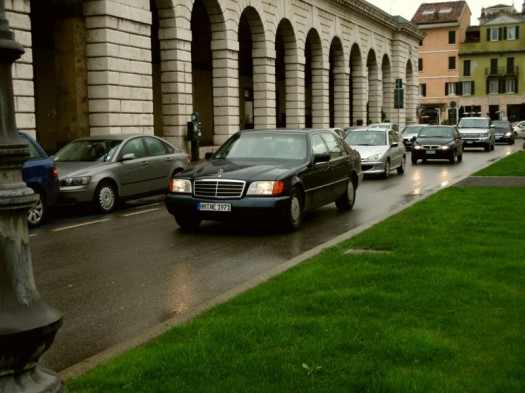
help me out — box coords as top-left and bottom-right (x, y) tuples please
(458, 118), (490, 128)
(54, 139), (123, 162)
(213, 133), (307, 160)
(418, 127), (453, 138)
(345, 130), (386, 146)
(402, 126), (425, 135)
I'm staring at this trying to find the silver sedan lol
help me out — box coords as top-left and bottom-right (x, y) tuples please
(54, 134), (189, 212)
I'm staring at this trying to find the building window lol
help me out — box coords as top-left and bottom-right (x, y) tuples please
(507, 57), (515, 74)
(445, 82), (456, 96)
(463, 60), (471, 76)
(488, 27), (500, 41)
(462, 81), (474, 95)
(418, 58), (423, 71)
(505, 79), (517, 93)
(448, 56), (456, 70)
(488, 79), (499, 94)
(419, 84), (427, 97)
(448, 31), (456, 44)
(506, 26), (519, 40)
(490, 58), (498, 74)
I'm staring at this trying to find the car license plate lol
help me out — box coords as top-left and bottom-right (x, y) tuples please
(466, 141), (473, 144)
(426, 150), (436, 154)
(198, 202), (231, 212)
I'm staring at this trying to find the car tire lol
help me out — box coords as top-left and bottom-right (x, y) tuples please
(94, 181), (117, 213)
(397, 156), (406, 174)
(411, 156), (417, 164)
(175, 213), (201, 231)
(335, 178), (356, 211)
(484, 143), (490, 152)
(383, 159), (390, 178)
(449, 151), (455, 163)
(284, 188), (303, 231)
(27, 190), (46, 227)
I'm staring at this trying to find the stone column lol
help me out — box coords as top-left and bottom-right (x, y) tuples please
(333, 63), (350, 128)
(212, 41), (240, 146)
(253, 50), (276, 129)
(285, 55), (305, 128)
(312, 62), (329, 128)
(351, 73), (367, 125)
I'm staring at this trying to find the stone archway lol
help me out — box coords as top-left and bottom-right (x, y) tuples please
(329, 37), (346, 128)
(367, 49), (380, 123)
(305, 29), (323, 128)
(275, 19), (298, 128)
(350, 43), (365, 126)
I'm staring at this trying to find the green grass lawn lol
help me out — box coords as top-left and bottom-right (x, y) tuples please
(474, 150), (525, 176)
(67, 152), (525, 393)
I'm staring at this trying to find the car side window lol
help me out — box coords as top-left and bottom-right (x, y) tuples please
(120, 138), (146, 159)
(21, 136), (43, 160)
(388, 131), (398, 144)
(144, 137), (167, 156)
(311, 134), (328, 156)
(320, 131), (344, 158)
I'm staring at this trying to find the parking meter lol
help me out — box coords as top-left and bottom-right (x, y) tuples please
(188, 112), (201, 161)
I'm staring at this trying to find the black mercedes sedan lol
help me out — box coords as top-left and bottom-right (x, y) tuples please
(411, 125), (464, 164)
(165, 128), (363, 231)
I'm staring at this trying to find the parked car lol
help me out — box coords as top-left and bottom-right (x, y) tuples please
(344, 127), (406, 178)
(512, 120), (525, 138)
(369, 122), (400, 134)
(20, 131), (60, 227)
(53, 134), (189, 213)
(411, 125), (463, 164)
(492, 120), (515, 144)
(165, 128), (363, 231)
(457, 117), (495, 151)
(400, 124), (429, 149)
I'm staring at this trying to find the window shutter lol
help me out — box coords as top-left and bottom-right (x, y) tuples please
(471, 81), (475, 95)
(456, 82), (462, 95)
(486, 28), (490, 41)
(516, 27), (520, 39)
(486, 80), (489, 94)
(499, 27), (504, 41)
(445, 83), (449, 95)
(499, 79), (504, 94)
(503, 27), (507, 40)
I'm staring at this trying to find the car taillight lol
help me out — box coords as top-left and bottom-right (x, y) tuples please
(52, 165), (59, 178)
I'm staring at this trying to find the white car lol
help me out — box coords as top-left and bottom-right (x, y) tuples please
(344, 127), (406, 178)
(512, 120), (525, 138)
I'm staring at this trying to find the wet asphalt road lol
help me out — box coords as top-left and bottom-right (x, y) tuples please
(30, 143), (520, 374)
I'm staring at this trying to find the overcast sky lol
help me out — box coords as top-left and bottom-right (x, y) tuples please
(366, 0), (495, 25)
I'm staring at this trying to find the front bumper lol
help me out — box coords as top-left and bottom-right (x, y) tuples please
(165, 193), (291, 222)
(57, 184), (97, 204)
(361, 161), (386, 174)
(461, 136), (491, 148)
(412, 148), (453, 160)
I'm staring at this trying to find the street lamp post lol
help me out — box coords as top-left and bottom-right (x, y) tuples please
(0, 2), (65, 392)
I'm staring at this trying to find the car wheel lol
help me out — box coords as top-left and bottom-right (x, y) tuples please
(383, 159), (390, 178)
(175, 213), (201, 231)
(411, 155), (417, 164)
(284, 188), (303, 231)
(509, 138), (515, 145)
(397, 156), (406, 174)
(27, 191), (46, 227)
(94, 181), (117, 213)
(484, 143), (490, 152)
(335, 178), (356, 211)
(449, 151), (455, 163)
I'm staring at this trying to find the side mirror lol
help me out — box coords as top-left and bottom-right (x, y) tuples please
(204, 152), (213, 160)
(120, 153), (136, 161)
(313, 152), (330, 164)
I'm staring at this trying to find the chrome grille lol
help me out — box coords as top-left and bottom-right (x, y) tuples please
(422, 145), (440, 149)
(194, 179), (245, 198)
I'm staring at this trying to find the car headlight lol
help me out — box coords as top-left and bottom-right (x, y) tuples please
(504, 132), (512, 137)
(365, 154), (381, 161)
(413, 144), (423, 150)
(439, 145), (451, 150)
(170, 179), (192, 193)
(63, 176), (92, 186)
(247, 181), (285, 195)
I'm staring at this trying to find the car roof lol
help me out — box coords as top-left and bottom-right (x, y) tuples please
(71, 134), (142, 141)
(240, 128), (339, 135)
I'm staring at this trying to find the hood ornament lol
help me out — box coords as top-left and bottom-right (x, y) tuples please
(218, 168), (224, 178)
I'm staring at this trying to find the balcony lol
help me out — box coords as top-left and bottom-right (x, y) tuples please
(485, 66), (519, 76)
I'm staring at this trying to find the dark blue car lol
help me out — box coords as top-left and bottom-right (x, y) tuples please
(20, 132), (60, 227)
